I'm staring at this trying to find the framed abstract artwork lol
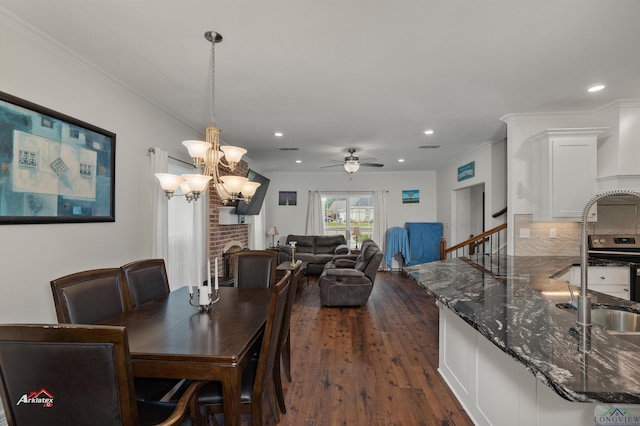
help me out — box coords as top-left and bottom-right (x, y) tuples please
(0, 91), (116, 224)
(278, 191), (297, 206)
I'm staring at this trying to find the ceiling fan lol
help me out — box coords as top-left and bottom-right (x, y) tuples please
(321, 148), (384, 173)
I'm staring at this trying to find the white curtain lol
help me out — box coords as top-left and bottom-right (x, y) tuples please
(150, 148), (169, 260)
(373, 189), (388, 249)
(150, 148), (207, 290)
(166, 161), (207, 290)
(305, 190), (324, 235)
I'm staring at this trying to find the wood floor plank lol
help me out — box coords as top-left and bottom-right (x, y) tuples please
(238, 271), (474, 426)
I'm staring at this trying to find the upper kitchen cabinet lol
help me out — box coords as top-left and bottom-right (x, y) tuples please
(529, 127), (607, 221)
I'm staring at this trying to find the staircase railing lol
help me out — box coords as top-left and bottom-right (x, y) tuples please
(439, 223), (507, 260)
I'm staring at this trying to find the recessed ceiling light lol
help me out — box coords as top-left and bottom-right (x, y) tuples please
(424, 129), (435, 135)
(295, 160), (302, 164)
(587, 84), (605, 93)
(274, 131), (284, 137)
(398, 158), (405, 163)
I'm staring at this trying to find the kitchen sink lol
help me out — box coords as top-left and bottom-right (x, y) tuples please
(556, 303), (640, 335)
(591, 309), (640, 334)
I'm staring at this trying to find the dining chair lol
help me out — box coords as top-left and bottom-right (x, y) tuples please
(120, 258), (170, 307)
(231, 250), (278, 288)
(0, 323), (204, 426)
(274, 261), (303, 414)
(50, 267), (181, 402)
(50, 268), (129, 324)
(196, 270), (292, 425)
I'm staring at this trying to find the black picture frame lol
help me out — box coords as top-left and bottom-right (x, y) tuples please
(0, 91), (116, 224)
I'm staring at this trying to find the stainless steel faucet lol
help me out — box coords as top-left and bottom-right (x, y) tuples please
(578, 189), (640, 326)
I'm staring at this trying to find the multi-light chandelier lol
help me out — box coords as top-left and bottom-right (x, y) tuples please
(155, 31), (259, 203)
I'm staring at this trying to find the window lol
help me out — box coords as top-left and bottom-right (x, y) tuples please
(321, 192), (373, 249)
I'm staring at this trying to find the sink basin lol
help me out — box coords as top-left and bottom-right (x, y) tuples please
(591, 309), (640, 334)
(555, 303), (640, 334)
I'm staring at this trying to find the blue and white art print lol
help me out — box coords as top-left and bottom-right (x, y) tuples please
(0, 91), (116, 224)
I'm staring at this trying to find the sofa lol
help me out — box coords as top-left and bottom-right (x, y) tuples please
(319, 239), (384, 306)
(277, 234), (349, 275)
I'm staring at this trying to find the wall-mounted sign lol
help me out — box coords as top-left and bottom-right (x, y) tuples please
(457, 161), (475, 182)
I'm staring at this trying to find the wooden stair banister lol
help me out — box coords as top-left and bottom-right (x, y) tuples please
(440, 223), (508, 260)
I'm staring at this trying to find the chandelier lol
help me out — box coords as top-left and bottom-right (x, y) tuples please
(155, 31), (260, 203)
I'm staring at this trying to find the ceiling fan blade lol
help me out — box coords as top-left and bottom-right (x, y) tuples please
(320, 164), (344, 169)
(360, 163), (384, 168)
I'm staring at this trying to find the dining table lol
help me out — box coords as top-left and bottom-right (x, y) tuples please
(100, 286), (271, 426)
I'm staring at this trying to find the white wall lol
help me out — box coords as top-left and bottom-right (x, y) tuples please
(435, 140), (507, 248)
(0, 13), (199, 323)
(263, 170), (437, 245)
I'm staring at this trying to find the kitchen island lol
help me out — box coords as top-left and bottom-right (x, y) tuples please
(405, 256), (640, 426)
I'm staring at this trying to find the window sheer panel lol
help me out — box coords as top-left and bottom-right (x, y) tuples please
(305, 191), (324, 235)
(150, 148), (169, 260)
(166, 161), (207, 290)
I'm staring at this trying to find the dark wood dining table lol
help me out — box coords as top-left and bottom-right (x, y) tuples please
(100, 286), (271, 426)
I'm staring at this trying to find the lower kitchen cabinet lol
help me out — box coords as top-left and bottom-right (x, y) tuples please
(568, 266), (630, 300)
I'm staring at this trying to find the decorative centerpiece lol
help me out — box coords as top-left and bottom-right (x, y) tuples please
(189, 258), (220, 312)
(289, 241), (297, 267)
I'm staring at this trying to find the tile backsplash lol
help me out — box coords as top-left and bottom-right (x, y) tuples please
(514, 215), (581, 256)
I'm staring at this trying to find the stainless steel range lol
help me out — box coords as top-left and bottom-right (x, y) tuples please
(588, 234), (640, 302)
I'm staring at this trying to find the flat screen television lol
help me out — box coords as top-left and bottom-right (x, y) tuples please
(235, 169), (270, 215)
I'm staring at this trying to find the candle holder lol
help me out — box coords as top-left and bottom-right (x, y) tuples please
(189, 287), (220, 312)
(289, 241), (297, 267)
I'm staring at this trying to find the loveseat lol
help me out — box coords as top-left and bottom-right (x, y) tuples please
(277, 234), (349, 275)
(319, 239), (383, 306)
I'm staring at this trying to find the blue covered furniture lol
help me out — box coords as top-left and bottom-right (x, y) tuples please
(405, 222), (443, 265)
(384, 227), (410, 269)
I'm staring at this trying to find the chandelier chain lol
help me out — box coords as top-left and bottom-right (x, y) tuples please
(210, 37), (216, 127)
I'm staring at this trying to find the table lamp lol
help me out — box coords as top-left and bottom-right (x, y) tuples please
(268, 226), (279, 248)
(352, 227), (362, 249)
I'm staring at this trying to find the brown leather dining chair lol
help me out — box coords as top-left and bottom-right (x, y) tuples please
(194, 270), (292, 425)
(0, 323), (204, 426)
(50, 267), (181, 402)
(274, 260), (303, 414)
(50, 268), (129, 324)
(120, 258), (171, 307)
(231, 250), (278, 288)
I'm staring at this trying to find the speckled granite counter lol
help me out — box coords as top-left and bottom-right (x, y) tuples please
(405, 256), (640, 404)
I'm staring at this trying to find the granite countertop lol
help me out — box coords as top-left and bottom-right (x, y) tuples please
(405, 255), (640, 404)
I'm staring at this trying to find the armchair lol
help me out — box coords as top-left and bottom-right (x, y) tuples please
(319, 240), (383, 306)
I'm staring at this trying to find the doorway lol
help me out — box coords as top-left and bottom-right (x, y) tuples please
(453, 183), (485, 248)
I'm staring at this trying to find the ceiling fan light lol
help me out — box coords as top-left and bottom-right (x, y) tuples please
(344, 161), (360, 173)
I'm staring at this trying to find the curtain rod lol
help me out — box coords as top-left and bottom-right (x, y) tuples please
(148, 148), (195, 168)
(308, 190), (389, 193)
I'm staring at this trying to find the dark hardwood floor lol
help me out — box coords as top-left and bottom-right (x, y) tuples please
(247, 271), (474, 425)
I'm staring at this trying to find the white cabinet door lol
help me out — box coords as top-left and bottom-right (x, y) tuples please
(568, 265), (630, 300)
(529, 128), (605, 221)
